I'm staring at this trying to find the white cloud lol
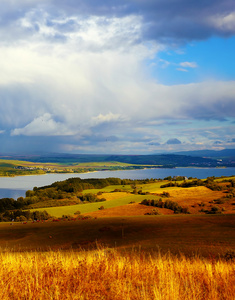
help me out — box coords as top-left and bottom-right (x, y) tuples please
(208, 12), (235, 32)
(179, 62), (198, 68)
(92, 113), (123, 126)
(11, 113), (74, 136)
(177, 68), (188, 72)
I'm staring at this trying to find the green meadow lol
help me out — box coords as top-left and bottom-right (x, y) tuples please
(34, 194), (160, 217)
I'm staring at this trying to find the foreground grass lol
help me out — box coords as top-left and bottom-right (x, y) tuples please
(0, 247), (234, 300)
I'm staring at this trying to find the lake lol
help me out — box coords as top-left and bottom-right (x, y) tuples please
(0, 167), (235, 199)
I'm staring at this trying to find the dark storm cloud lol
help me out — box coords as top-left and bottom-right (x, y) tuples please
(53, 0), (235, 42)
(182, 97), (235, 121)
(1, 0), (235, 44)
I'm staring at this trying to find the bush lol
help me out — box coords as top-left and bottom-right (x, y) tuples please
(62, 214), (73, 219)
(224, 250), (235, 261)
(98, 206), (105, 210)
(162, 191), (170, 197)
(145, 209), (161, 215)
(141, 198), (187, 214)
(205, 206), (222, 214)
(213, 198), (226, 204)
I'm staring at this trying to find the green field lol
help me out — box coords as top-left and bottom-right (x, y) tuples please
(34, 194), (160, 217)
(81, 184), (134, 194)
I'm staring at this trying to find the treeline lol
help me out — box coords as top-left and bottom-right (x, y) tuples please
(0, 169), (45, 177)
(141, 199), (190, 214)
(30, 177), (156, 197)
(0, 210), (52, 222)
(0, 177), (157, 211)
(160, 176), (228, 191)
(0, 198), (24, 213)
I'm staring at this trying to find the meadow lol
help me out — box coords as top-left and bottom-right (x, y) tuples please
(33, 193), (160, 216)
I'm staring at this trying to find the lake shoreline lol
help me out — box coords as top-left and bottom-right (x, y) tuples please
(0, 167), (235, 200)
(0, 165), (233, 178)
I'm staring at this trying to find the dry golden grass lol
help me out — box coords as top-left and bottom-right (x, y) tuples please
(161, 186), (234, 214)
(166, 186), (223, 200)
(88, 186), (234, 216)
(0, 247), (234, 300)
(97, 192), (130, 201)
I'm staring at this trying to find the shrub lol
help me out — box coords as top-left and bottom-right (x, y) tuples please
(206, 206), (222, 214)
(98, 206), (105, 210)
(145, 209), (161, 215)
(99, 198), (106, 202)
(162, 191), (170, 197)
(224, 250), (235, 261)
(62, 214), (73, 219)
(213, 198), (226, 204)
(141, 198), (187, 213)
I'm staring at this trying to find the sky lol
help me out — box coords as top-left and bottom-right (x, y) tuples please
(0, 0), (235, 155)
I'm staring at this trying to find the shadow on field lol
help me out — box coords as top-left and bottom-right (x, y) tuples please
(0, 214), (235, 257)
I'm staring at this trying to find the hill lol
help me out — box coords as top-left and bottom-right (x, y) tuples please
(1, 152), (234, 167)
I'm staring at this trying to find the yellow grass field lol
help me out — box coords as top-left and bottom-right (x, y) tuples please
(0, 247), (234, 300)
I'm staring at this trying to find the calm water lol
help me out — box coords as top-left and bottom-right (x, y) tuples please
(0, 167), (234, 199)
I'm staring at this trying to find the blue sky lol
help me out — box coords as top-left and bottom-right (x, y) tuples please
(153, 36), (235, 85)
(0, 0), (234, 154)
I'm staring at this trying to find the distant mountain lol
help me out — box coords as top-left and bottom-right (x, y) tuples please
(1, 152), (234, 168)
(173, 149), (235, 158)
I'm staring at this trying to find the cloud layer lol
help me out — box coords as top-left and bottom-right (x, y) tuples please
(1, 0), (235, 42)
(0, 1), (234, 154)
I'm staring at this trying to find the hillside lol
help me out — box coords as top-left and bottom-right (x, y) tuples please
(1, 176), (234, 221)
(1, 151), (235, 167)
